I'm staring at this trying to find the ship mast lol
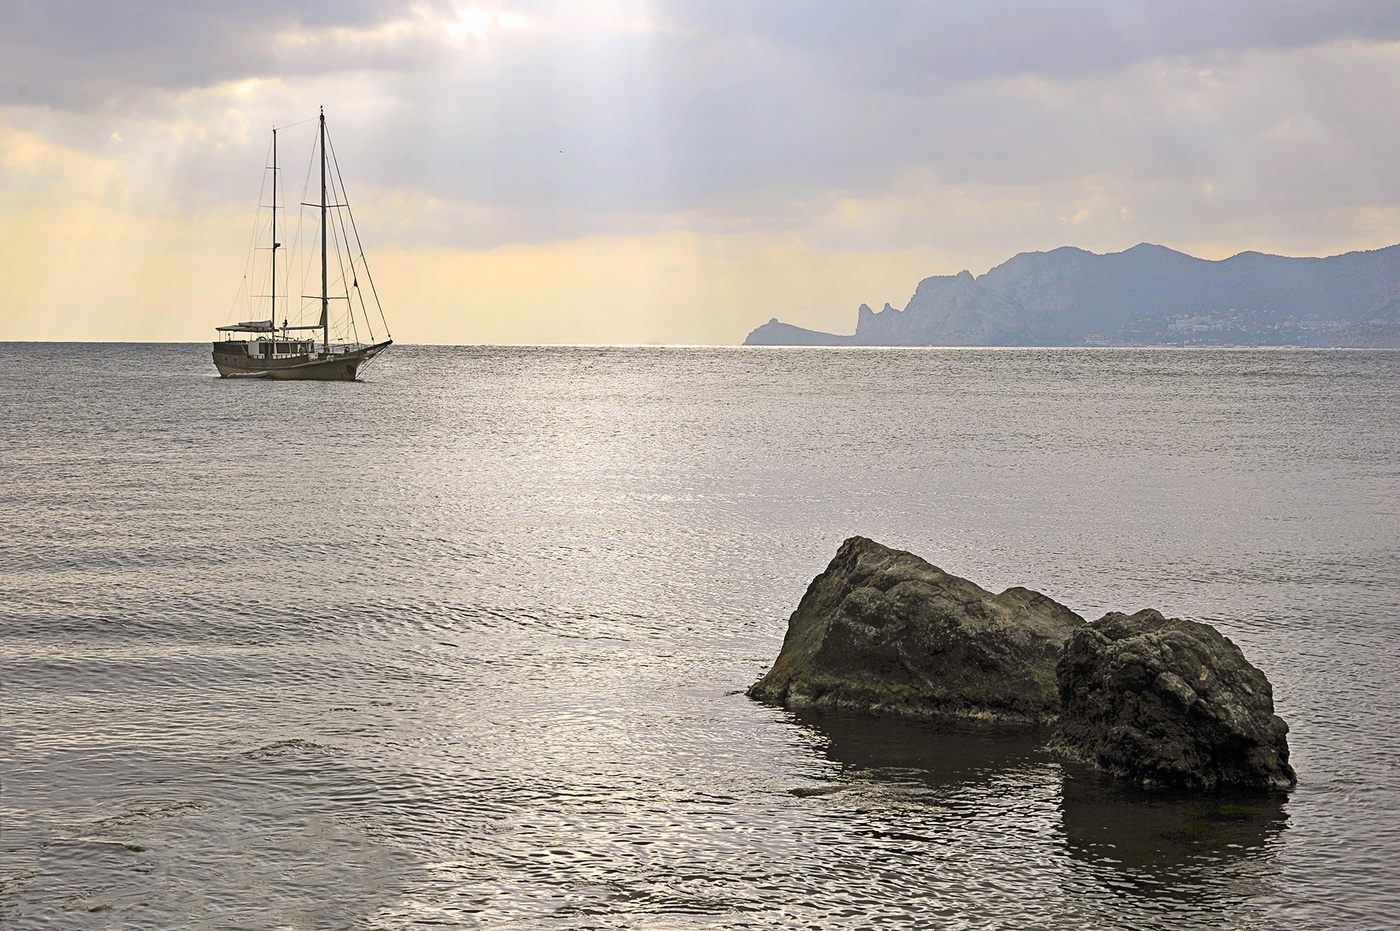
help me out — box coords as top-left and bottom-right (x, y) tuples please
(319, 107), (329, 352)
(270, 127), (278, 335)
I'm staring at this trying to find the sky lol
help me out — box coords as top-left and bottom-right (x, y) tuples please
(4, 1), (1400, 344)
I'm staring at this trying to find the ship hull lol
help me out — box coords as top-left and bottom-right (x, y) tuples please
(213, 340), (392, 380)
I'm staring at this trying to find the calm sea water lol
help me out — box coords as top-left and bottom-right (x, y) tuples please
(2, 344), (1398, 930)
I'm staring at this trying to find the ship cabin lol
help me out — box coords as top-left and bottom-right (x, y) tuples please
(214, 320), (320, 361)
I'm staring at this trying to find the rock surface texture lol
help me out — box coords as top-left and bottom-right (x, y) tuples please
(1055, 610), (1296, 791)
(747, 537), (1085, 725)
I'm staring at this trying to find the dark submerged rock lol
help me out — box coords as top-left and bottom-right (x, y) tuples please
(1054, 610), (1296, 791)
(747, 537), (1085, 726)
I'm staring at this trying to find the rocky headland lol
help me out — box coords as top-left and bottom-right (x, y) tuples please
(743, 241), (1400, 347)
(749, 537), (1297, 791)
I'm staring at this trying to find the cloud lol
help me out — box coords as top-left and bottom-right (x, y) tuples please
(0, 1), (395, 109)
(7, 4), (1400, 233)
(656, 1), (1400, 83)
(6, 1), (1400, 343)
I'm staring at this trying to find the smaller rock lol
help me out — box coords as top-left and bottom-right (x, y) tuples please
(1054, 610), (1296, 791)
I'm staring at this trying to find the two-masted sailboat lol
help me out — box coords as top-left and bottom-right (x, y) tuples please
(213, 109), (392, 380)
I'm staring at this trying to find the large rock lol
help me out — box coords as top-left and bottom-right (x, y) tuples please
(1055, 610), (1296, 791)
(747, 537), (1085, 725)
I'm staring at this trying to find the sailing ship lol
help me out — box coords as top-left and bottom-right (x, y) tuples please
(213, 108), (392, 380)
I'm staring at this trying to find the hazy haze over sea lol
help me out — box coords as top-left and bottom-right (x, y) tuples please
(2, 344), (1398, 929)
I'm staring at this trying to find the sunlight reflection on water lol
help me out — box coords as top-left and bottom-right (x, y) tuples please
(1, 344), (1397, 928)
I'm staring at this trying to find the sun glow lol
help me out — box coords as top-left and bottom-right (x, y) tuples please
(443, 6), (530, 42)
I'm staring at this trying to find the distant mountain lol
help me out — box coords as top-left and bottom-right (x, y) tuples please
(855, 270), (1067, 346)
(743, 242), (1400, 347)
(1325, 281), (1400, 348)
(743, 318), (854, 346)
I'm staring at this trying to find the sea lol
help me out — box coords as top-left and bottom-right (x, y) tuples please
(2, 343), (1397, 930)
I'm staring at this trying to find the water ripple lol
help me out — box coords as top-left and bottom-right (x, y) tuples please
(2, 345), (1398, 928)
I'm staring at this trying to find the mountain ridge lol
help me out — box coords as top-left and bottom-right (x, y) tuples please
(744, 242), (1400, 347)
